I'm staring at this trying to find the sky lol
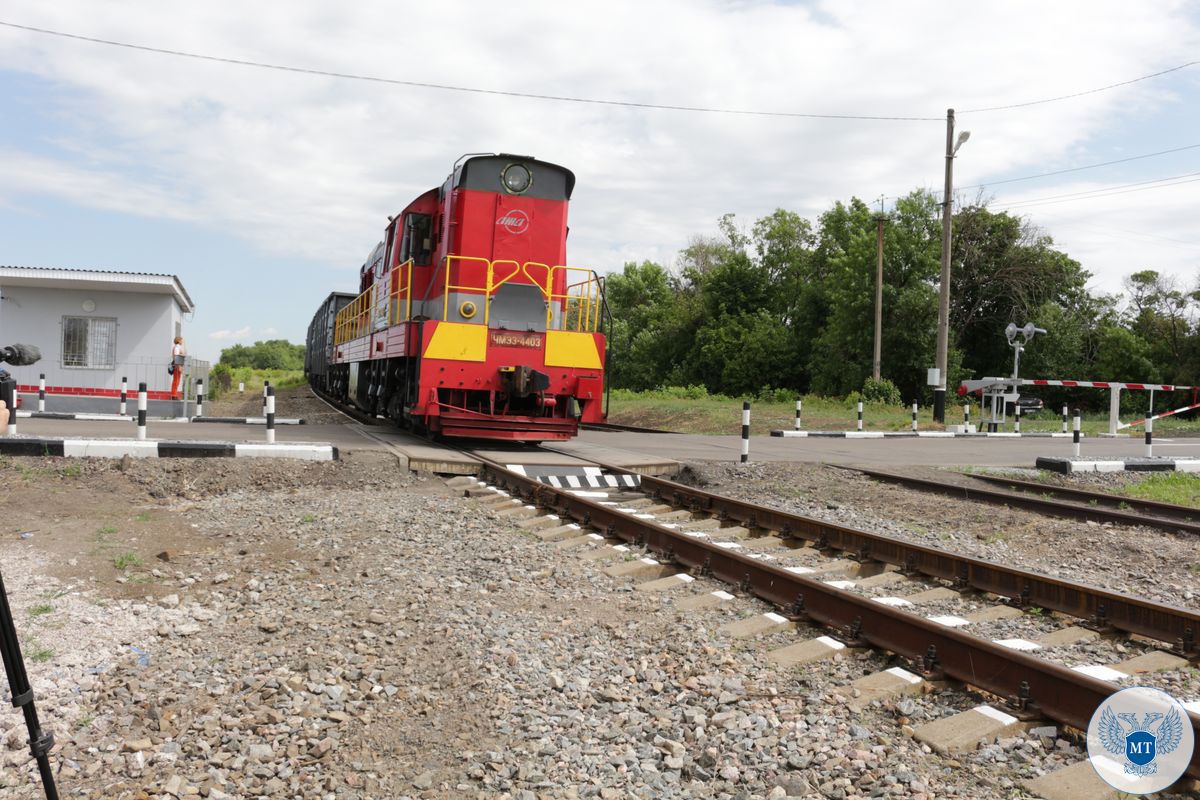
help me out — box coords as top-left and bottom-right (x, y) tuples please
(0, 1), (1198, 363)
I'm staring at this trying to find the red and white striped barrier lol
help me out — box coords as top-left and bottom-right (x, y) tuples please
(1119, 401), (1200, 430)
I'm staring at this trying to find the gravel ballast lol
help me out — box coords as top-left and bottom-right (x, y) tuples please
(1, 399), (1197, 799)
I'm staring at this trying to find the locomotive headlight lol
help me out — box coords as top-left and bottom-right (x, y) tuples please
(501, 163), (532, 194)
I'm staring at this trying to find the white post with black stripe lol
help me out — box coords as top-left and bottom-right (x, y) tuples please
(136, 382), (148, 441)
(37, 374), (45, 412)
(1072, 408), (1081, 458)
(856, 401), (863, 432)
(195, 379), (204, 418)
(266, 385), (276, 444)
(1145, 417), (1153, 458)
(119, 376), (128, 416)
(794, 398), (802, 431)
(1014, 402), (1021, 435)
(1061, 404), (1068, 434)
(911, 401), (918, 432)
(262, 380), (270, 413)
(963, 404), (970, 429)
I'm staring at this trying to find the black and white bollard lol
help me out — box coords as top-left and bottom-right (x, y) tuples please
(856, 401), (863, 432)
(794, 398), (803, 431)
(195, 379), (204, 418)
(1145, 417), (1153, 458)
(119, 376), (128, 416)
(1014, 403), (1021, 435)
(266, 386), (276, 444)
(911, 401), (918, 432)
(137, 382), (148, 441)
(1072, 408), (1081, 458)
(1061, 404), (1068, 434)
(37, 374), (45, 412)
(262, 380), (270, 413)
(963, 404), (970, 429)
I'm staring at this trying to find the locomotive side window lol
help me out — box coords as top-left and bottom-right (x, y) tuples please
(400, 213), (433, 266)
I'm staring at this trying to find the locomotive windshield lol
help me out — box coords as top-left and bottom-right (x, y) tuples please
(455, 155), (574, 201)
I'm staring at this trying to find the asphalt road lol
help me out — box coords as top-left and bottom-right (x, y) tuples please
(6, 417), (1198, 468)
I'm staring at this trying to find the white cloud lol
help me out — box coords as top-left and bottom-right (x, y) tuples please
(207, 326), (251, 340)
(259, 327), (278, 336)
(0, 0), (1197, 296)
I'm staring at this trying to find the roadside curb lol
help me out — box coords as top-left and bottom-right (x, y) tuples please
(1035, 456), (1199, 474)
(0, 437), (337, 461)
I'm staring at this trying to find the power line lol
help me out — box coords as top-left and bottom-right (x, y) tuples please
(996, 172), (1200, 210)
(959, 60), (1200, 113)
(2, 20), (1197, 123)
(957, 143), (1200, 190)
(0, 20), (940, 121)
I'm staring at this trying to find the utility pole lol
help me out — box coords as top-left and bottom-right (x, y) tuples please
(872, 196), (885, 381)
(933, 108), (969, 422)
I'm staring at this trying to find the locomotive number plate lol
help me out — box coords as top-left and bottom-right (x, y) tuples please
(490, 332), (544, 349)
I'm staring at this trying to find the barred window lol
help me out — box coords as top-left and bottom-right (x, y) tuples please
(62, 317), (117, 368)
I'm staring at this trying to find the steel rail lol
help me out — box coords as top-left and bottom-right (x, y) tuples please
(548, 456), (1200, 654)
(473, 455), (1200, 778)
(582, 421), (677, 435)
(968, 472), (1200, 523)
(837, 465), (1200, 537)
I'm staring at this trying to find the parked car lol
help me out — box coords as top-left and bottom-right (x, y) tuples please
(1015, 395), (1043, 414)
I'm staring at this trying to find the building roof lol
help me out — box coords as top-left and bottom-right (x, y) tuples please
(0, 266), (195, 313)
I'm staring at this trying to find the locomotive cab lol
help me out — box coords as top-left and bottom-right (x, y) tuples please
(325, 154), (608, 441)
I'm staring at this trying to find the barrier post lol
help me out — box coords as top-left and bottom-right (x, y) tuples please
(1014, 403), (1021, 435)
(262, 380), (270, 413)
(1145, 417), (1153, 459)
(856, 401), (863, 432)
(1072, 408), (1081, 458)
(266, 386), (276, 444)
(740, 401), (749, 463)
(37, 374), (45, 413)
(963, 404), (969, 429)
(137, 382), (148, 441)
(911, 401), (918, 432)
(238, 381), (245, 394)
(794, 398), (802, 431)
(119, 376), (128, 416)
(195, 379), (204, 418)
(1061, 404), (1068, 434)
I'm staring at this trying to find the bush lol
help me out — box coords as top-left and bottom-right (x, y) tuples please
(755, 387), (801, 404)
(861, 377), (902, 405)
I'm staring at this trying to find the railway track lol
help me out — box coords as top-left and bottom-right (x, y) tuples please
(466, 453), (1200, 783)
(836, 464), (1200, 537)
(581, 421), (677, 434)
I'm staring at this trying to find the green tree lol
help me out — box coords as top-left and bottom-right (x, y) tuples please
(220, 340), (305, 370)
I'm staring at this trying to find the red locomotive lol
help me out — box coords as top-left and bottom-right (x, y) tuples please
(306, 154), (608, 441)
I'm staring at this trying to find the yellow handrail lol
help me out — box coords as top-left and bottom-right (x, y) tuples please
(335, 258), (604, 344)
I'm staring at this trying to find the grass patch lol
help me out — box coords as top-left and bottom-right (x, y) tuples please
(603, 387), (1199, 436)
(98, 525), (117, 535)
(27, 604), (54, 617)
(112, 552), (142, 570)
(1118, 473), (1200, 509)
(26, 642), (53, 663)
(133, 512), (151, 523)
(300, 513), (317, 523)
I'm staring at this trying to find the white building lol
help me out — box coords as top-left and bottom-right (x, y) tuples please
(0, 267), (205, 412)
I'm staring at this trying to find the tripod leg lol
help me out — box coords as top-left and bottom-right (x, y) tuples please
(0, 570), (58, 800)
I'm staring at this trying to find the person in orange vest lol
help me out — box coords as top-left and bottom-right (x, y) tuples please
(170, 336), (185, 399)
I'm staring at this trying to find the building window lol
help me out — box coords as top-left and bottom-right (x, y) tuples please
(62, 317), (117, 368)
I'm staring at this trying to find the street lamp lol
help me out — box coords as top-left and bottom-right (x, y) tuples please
(932, 108), (970, 423)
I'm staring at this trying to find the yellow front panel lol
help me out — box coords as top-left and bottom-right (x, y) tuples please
(423, 322), (487, 362)
(545, 331), (602, 369)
